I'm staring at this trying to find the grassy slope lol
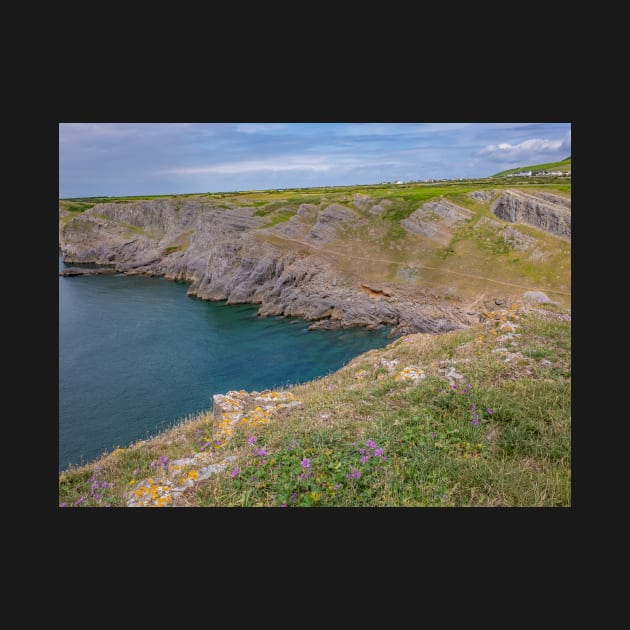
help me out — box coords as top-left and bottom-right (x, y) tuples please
(492, 158), (571, 177)
(59, 302), (570, 507)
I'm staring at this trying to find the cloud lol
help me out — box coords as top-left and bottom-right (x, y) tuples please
(479, 131), (571, 162)
(162, 154), (404, 176)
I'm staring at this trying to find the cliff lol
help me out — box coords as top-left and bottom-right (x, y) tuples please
(59, 183), (571, 335)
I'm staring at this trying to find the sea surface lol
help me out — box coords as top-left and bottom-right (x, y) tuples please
(59, 254), (391, 471)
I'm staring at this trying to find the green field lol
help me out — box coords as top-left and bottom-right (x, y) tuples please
(493, 157), (571, 177)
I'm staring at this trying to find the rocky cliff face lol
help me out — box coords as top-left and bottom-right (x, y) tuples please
(59, 197), (479, 336)
(59, 187), (570, 336)
(491, 190), (571, 239)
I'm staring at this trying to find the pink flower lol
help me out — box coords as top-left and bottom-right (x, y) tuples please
(230, 467), (240, 478)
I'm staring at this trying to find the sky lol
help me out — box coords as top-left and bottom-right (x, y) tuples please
(59, 122), (571, 198)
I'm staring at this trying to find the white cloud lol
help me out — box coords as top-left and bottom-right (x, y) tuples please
(479, 132), (571, 162)
(162, 154), (404, 176)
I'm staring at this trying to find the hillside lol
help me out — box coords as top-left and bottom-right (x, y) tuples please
(492, 158), (571, 177)
(59, 179), (571, 336)
(59, 178), (571, 506)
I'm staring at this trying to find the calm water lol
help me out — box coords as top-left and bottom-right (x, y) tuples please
(59, 254), (391, 471)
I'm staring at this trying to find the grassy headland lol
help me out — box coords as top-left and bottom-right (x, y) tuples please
(59, 301), (570, 507)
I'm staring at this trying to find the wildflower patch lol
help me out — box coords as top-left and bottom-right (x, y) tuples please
(126, 388), (299, 507)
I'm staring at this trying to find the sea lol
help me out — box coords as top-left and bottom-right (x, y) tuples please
(59, 253), (391, 471)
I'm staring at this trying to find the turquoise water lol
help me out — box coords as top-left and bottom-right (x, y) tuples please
(59, 255), (391, 471)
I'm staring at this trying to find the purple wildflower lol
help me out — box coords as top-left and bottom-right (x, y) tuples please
(374, 448), (385, 458)
(132, 469), (139, 476)
(247, 436), (257, 445)
(471, 417), (480, 426)
(74, 496), (86, 506)
(452, 384), (458, 389)
(366, 440), (376, 449)
(150, 460), (157, 467)
(280, 503), (288, 507)
(230, 467), (240, 478)
(300, 458), (311, 469)
(470, 403), (476, 410)
(261, 459), (267, 465)
(256, 448), (267, 457)
(346, 468), (362, 480)
(360, 455), (369, 464)
(359, 448), (366, 455)
(333, 484), (341, 490)
(59, 502), (67, 508)
(486, 408), (494, 415)
(91, 482), (100, 491)
(438, 387), (443, 393)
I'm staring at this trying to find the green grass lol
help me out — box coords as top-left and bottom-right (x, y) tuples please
(261, 210), (296, 227)
(493, 158), (571, 177)
(59, 304), (571, 507)
(59, 201), (96, 213)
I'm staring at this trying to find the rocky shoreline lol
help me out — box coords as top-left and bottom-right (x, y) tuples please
(59, 190), (569, 337)
(59, 267), (119, 276)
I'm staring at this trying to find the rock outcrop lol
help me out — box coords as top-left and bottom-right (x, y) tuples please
(491, 190), (571, 239)
(401, 198), (474, 244)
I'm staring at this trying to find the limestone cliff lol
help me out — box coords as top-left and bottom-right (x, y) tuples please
(59, 187), (570, 336)
(491, 190), (571, 239)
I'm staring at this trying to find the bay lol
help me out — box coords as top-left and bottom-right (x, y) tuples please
(59, 254), (391, 471)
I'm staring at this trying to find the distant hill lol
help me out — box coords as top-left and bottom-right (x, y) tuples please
(492, 158), (571, 178)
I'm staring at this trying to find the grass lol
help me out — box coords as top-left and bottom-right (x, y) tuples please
(261, 210), (296, 227)
(59, 201), (96, 213)
(493, 158), (571, 177)
(59, 302), (570, 507)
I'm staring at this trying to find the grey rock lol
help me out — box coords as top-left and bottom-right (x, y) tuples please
(469, 190), (493, 202)
(401, 198), (473, 244)
(491, 190), (571, 239)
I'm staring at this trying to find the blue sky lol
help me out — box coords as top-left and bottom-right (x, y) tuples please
(59, 122), (571, 198)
